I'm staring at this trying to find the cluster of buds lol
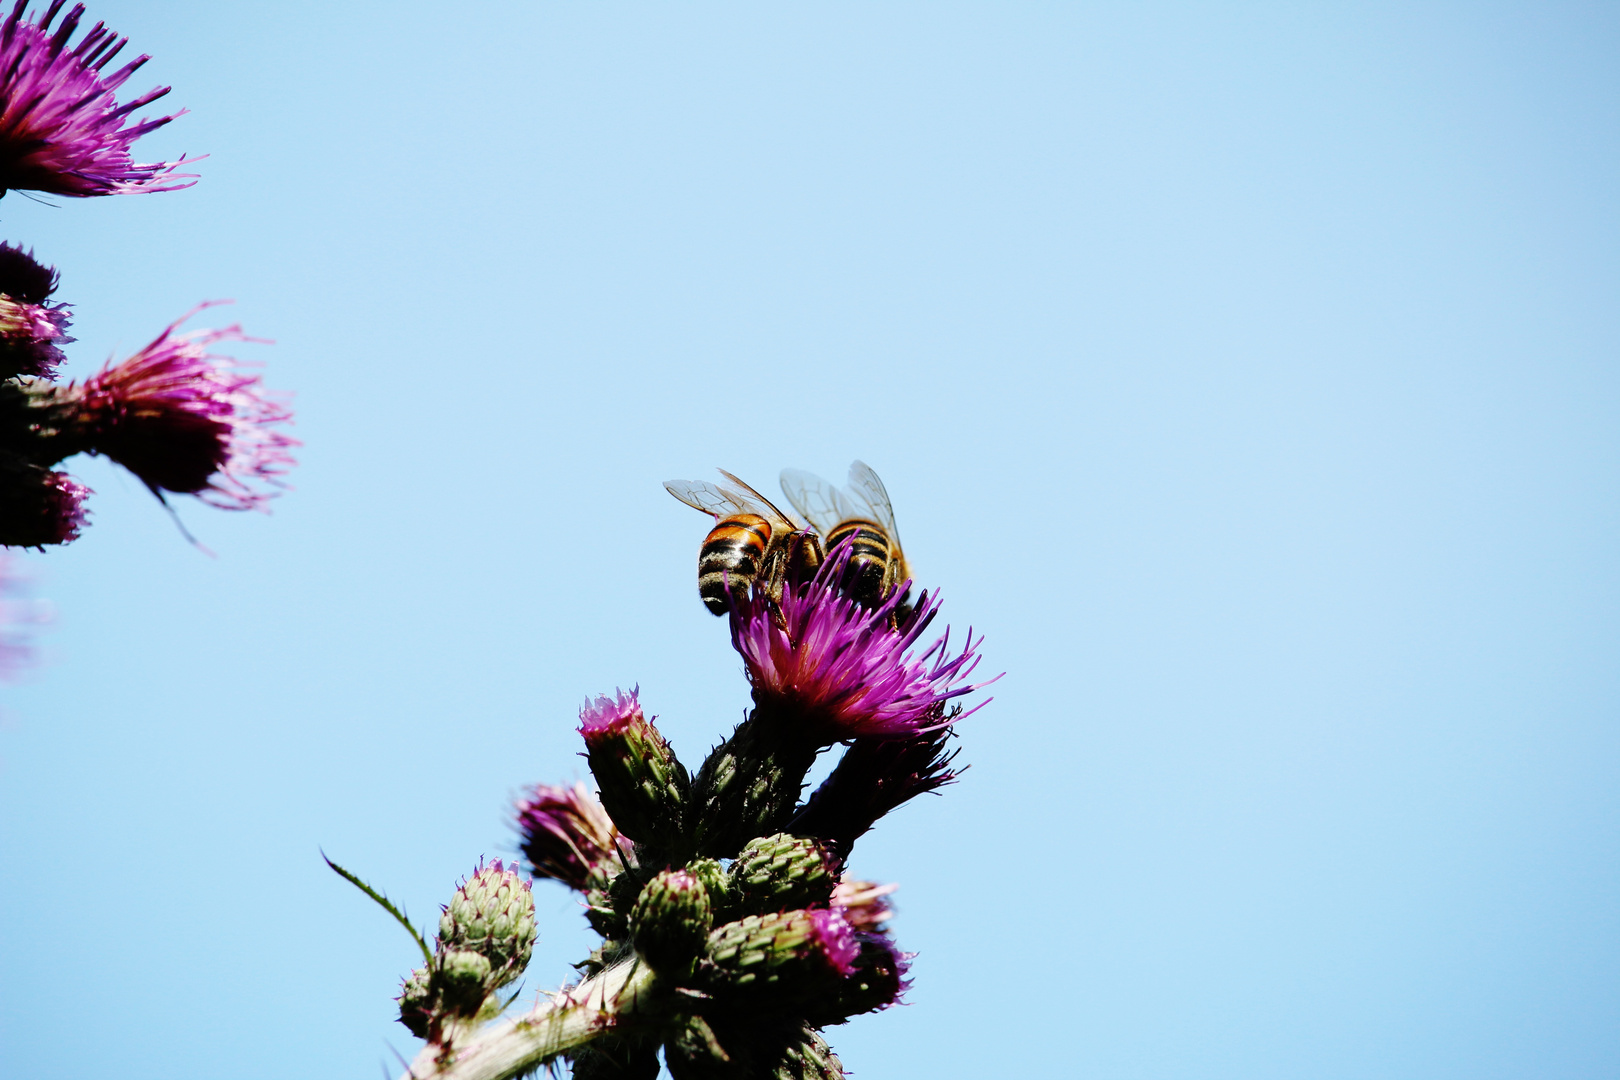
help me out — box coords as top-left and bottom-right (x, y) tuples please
(0, 3), (294, 550)
(395, 860), (538, 1044)
(474, 544), (995, 1079)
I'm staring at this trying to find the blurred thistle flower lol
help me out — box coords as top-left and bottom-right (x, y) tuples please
(730, 548), (994, 742)
(0, 449), (85, 547)
(57, 304), (295, 510)
(515, 780), (629, 891)
(830, 877), (897, 934)
(0, 1), (199, 198)
(0, 243), (69, 378)
(0, 548), (46, 679)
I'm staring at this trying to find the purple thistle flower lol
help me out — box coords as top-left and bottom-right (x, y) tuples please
(0, 243), (69, 378)
(729, 547), (994, 742)
(806, 907), (860, 977)
(0, 1), (199, 197)
(515, 781), (628, 891)
(66, 304), (296, 510)
(577, 687), (643, 741)
(0, 449), (87, 546)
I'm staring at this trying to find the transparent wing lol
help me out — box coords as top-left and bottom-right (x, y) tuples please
(779, 468), (852, 537)
(716, 469), (804, 531)
(663, 478), (742, 519)
(845, 460), (902, 549)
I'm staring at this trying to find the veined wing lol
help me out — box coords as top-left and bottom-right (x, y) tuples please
(844, 460), (903, 553)
(663, 478), (742, 520)
(779, 467), (858, 537)
(716, 469), (805, 531)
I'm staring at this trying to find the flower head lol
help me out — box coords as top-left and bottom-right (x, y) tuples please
(831, 877), (897, 933)
(577, 687), (644, 740)
(438, 858), (536, 980)
(729, 545), (993, 742)
(577, 686), (690, 847)
(0, 449), (87, 547)
(0, 244), (70, 378)
(515, 781), (628, 891)
(67, 304), (295, 510)
(0, 2), (199, 197)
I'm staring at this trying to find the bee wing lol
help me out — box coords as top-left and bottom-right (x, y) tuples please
(845, 460), (903, 554)
(715, 469), (805, 531)
(663, 478), (742, 520)
(779, 468), (852, 537)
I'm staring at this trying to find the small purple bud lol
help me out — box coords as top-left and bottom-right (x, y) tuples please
(578, 687), (689, 846)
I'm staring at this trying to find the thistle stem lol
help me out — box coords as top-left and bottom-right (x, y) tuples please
(396, 959), (660, 1080)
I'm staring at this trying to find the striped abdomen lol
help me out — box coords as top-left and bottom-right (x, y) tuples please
(698, 514), (772, 615)
(825, 519), (892, 606)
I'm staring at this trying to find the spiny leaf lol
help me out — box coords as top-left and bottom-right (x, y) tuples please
(322, 850), (434, 968)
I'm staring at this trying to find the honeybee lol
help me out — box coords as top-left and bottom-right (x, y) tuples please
(778, 460), (912, 609)
(664, 469), (824, 616)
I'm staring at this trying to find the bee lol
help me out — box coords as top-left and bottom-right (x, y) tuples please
(778, 460), (912, 609)
(664, 469), (823, 616)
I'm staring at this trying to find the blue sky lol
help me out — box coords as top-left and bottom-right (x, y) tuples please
(1, 3), (1617, 1077)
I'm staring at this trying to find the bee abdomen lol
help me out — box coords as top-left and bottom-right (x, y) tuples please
(698, 515), (772, 616)
(825, 520), (891, 605)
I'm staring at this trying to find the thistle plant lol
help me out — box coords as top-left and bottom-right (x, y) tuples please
(334, 542), (996, 1080)
(0, 2), (295, 552)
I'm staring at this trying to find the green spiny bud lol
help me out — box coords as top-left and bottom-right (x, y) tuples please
(699, 908), (859, 1004)
(396, 966), (434, 1040)
(438, 859), (536, 984)
(729, 834), (838, 914)
(436, 949), (493, 1013)
(630, 868), (712, 978)
(768, 1027), (845, 1080)
(685, 857), (735, 917)
(579, 689), (690, 848)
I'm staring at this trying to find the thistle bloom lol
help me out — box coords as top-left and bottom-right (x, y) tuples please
(515, 781), (627, 891)
(65, 305), (295, 510)
(729, 548), (993, 742)
(0, 244), (69, 378)
(0, 450), (86, 546)
(0, 1), (198, 197)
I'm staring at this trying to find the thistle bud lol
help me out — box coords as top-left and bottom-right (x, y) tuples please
(579, 689), (690, 847)
(766, 1027), (846, 1080)
(515, 781), (628, 892)
(684, 857), (735, 917)
(438, 859), (536, 985)
(806, 932), (912, 1026)
(730, 834), (839, 914)
(0, 451), (88, 547)
(436, 948), (494, 1013)
(629, 868), (712, 978)
(700, 908), (859, 1004)
(396, 966), (434, 1040)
